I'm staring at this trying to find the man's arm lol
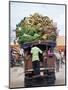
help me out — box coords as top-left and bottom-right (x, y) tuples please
(39, 48), (42, 54)
(31, 49), (32, 54)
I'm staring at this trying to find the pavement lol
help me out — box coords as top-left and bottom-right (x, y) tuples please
(10, 64), (25, 88)
(55, 64), (65, 85)
(9, 64), (65, 88)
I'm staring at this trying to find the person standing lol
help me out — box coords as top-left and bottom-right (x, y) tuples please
(59, 50), (64, 68)
(61, 51), (64, 64)
(31, 45), (42, 75)
(19, 48), (24, 64)
(48, 48), (53, 57)
(54, 51), (61, 72)
(43, 50), (47, 67)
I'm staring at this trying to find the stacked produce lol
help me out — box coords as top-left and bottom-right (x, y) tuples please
(16, 13), (57, 44)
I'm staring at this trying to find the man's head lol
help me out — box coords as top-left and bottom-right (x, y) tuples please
(31, 44), (37, 47)
(14, 40), (16, 44)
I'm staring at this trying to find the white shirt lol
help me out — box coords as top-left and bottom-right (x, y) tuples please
(61, 52), (64, 58)
(20, 48), (24, 56)
(54, 52), (61, 60)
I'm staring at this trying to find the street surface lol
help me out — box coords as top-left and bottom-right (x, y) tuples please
(10, 65), (25, 88)
(55, 64), (65, 85)
(10, 64), (65, 88)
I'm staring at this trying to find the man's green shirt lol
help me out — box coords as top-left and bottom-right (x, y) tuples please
(31, 46), (42, 62)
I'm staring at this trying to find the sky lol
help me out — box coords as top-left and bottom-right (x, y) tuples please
(10, 2), (65, 38)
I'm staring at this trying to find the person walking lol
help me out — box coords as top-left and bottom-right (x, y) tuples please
(31, 44), (42, 75)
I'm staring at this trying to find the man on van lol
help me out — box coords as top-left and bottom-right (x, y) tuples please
(31, 45), (42, 75)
